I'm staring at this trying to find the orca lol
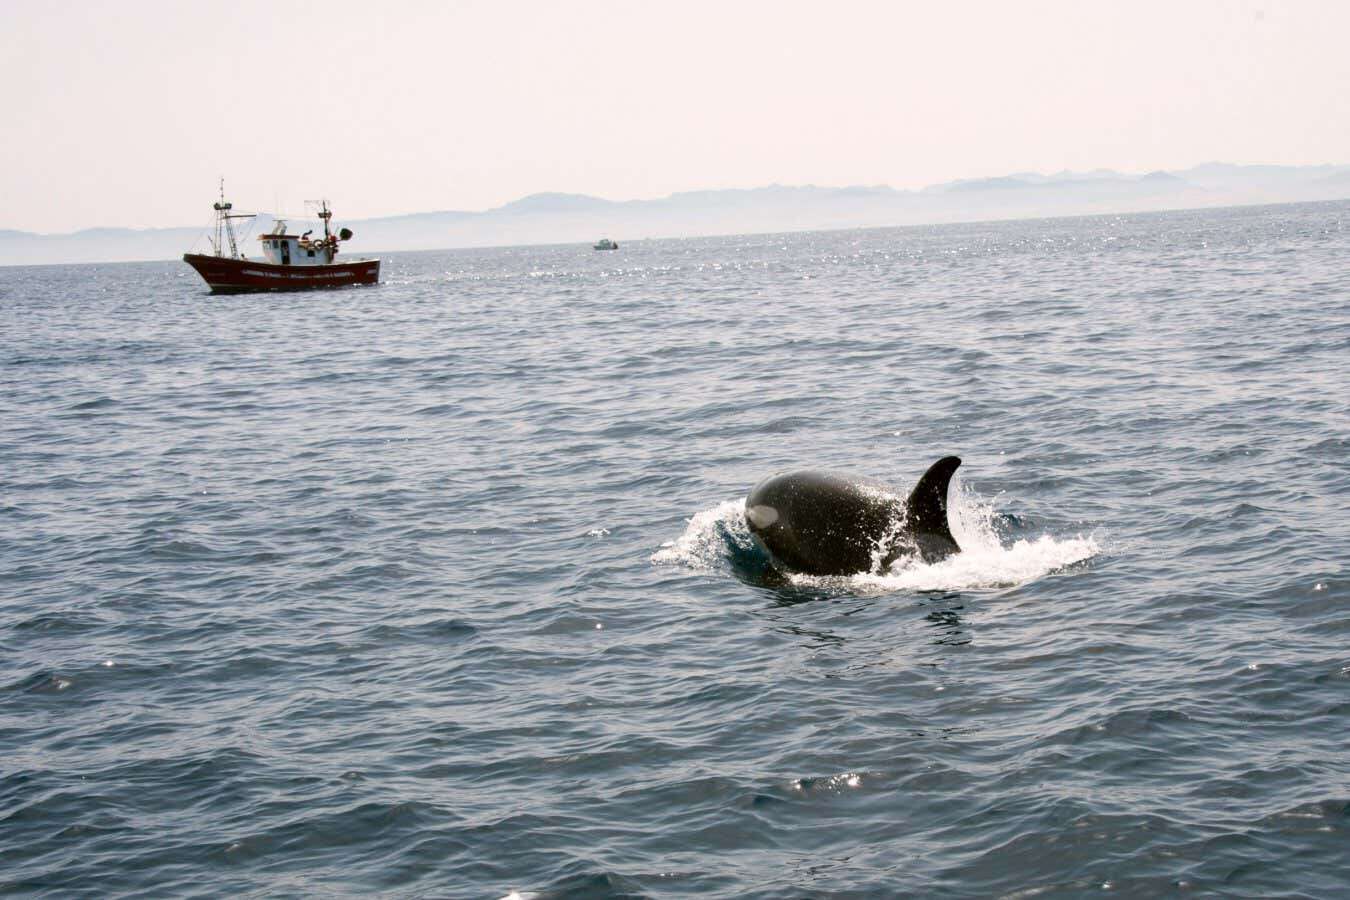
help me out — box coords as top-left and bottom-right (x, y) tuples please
(744, 456), (962, 576)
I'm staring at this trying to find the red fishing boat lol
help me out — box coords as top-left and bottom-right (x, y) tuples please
(183, 185), (380, 293)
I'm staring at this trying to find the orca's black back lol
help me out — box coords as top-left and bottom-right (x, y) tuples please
(745, 471), (903, 576)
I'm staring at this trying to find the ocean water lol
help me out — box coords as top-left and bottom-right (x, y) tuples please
(2, 201), (1348, 898)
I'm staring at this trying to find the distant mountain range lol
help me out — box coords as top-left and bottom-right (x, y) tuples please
(4, 163), (1349, 266)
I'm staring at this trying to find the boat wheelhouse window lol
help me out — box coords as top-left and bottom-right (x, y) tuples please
(307, 250), (315, 257)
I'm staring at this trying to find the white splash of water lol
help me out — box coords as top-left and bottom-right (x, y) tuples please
(849, 532), (1098, 593)
(835, 477), (1096, 592)
(651, 499), (749, 570)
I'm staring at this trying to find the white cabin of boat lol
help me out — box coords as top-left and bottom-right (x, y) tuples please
(258, 219), (336, 266)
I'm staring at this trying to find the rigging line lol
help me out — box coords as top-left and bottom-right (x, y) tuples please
(193, 211), (218, 255)
(266, 208), (330, 222)
(235, 215), (260, 247)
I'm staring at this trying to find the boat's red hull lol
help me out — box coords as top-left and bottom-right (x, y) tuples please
(183, 253), (380, 294)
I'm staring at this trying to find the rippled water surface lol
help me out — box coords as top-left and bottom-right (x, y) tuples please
(3, 202), (1348, 897)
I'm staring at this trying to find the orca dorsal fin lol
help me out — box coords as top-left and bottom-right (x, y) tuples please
(905, 456), (962, 560)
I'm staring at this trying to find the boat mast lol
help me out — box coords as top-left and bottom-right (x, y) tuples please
(210, 179), (223, 256)
(210, 178), (256, 260)
(213, 178), (239, 259)
(318, 199), (332, 242)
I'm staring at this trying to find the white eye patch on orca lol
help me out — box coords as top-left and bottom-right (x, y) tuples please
(745, 504), (779, 529)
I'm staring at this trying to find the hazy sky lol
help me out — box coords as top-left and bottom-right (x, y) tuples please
(4, 0), (1348, 232)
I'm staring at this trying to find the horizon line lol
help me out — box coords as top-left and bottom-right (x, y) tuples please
(7, 159), (1350, 237)
(5, 194), (1348, 270)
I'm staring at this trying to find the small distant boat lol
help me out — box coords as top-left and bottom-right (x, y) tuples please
(593, 237), (619, 251)
(183, 184), (380, 294)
